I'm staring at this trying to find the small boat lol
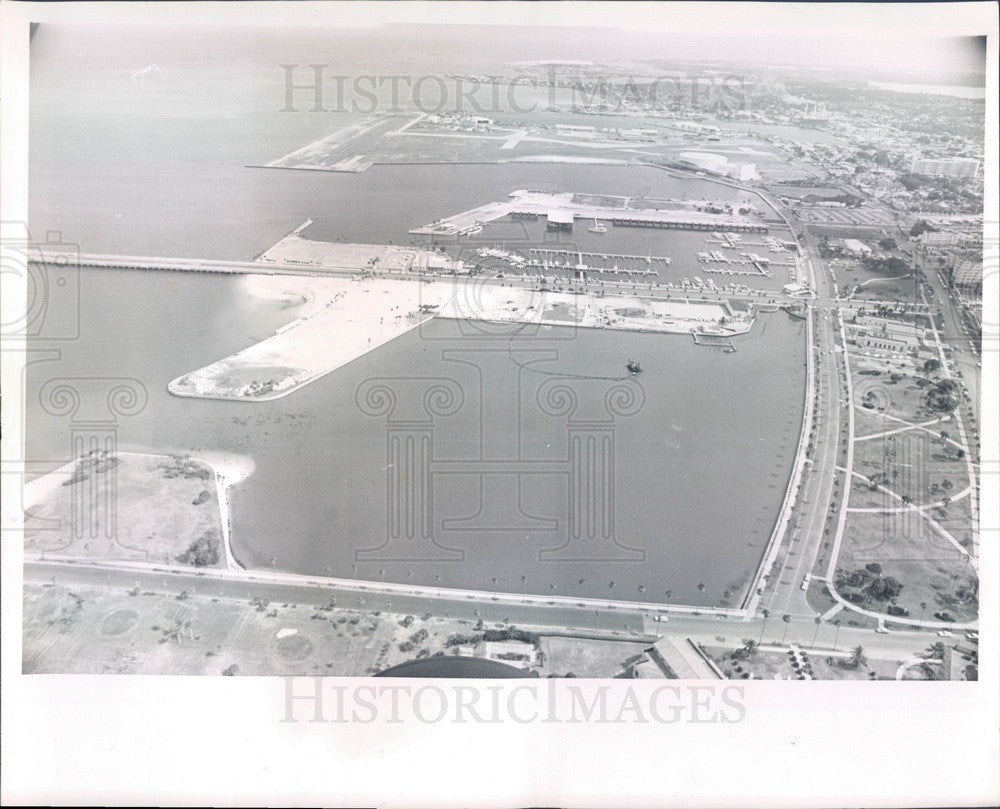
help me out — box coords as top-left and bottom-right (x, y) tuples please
(626, 359), (643, 374)
(588, 218), (607, 234)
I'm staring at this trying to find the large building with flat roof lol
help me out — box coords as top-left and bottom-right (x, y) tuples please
(950, 254), (982, 292)
(910, 157), (981, 179)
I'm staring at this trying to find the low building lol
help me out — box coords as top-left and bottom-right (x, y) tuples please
(732, 162), (759, 182)
(628, 637), (722, 679)
(919, 231), (961, 247)
(546, 209), (574, 230)
(842, 238), (872, 257)
(847, 329), (911, 353)
(847, 314), (927, 353)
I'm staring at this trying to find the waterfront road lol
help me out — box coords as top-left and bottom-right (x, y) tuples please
(24, 559), (956, 665)
(763, 231), (845, 618)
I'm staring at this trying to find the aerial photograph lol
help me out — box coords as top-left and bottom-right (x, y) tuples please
(19, 21), (985, 681)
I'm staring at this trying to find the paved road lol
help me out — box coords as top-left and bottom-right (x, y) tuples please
(764, 233), (844, 618)
(24, 559), (950, 665)
(919, 256), (982, 428)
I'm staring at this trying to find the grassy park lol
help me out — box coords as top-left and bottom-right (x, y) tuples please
(24, 453), (226, 569)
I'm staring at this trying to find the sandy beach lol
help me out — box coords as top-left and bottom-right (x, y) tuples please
(169, 276), (454, 401)
(171, 274), (751, 402)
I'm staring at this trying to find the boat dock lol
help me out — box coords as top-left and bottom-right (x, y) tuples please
(525, 248), (663, 277)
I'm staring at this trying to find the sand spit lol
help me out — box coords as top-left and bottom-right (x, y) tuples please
(169, 277), (453, 402)
(171, 274), (750, 403)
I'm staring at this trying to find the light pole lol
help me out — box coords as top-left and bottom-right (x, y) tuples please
(758, 609), (771, 644)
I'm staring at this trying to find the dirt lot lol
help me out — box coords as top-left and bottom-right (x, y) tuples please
(540, 636), (648, 678)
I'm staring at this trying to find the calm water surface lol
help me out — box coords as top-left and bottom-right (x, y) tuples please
(27, 28), (806, 607)
(26, 270), (805, 608)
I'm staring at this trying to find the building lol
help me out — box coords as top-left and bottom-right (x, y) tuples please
(679, 151), (729, 174)
(847, 330), (911, 353)
(628, 637), (722, 679)
(847, 314), (927, 353)
(546, 209), (574, 230)
(909, 157), (981, 179)
(677, 152), (758, 182)
(919, 231), (961, 247)
(950, 254), (982, 292)
(375, 656), (532, 678)
(842, 239), (872, 257)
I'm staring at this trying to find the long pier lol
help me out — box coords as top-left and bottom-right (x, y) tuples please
(27, 251), (379, 278)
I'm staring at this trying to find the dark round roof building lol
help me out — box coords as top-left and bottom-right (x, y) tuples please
(375, 656), (534, 678)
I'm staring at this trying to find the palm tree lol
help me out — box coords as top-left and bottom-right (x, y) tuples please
(758, 609), (771, 643)
(918, 601), (928, 621)
(811, 616), (822, 648)
(780, 614), (792, 644)
(832, 618), (842, 651)
(850, 644), (867, 669)
(741, 639), (758, 659)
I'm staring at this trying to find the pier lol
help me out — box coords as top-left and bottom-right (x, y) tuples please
(29, 251), (276, 275)
(31, 242), (465, 279)
(410, 190), (769, 237)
